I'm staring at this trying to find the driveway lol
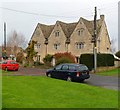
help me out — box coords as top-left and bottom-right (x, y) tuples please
(2, 67), (119, 90)
(2, 66), (46, 76)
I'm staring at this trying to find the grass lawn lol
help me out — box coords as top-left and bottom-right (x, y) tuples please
(0, 70), (2, 110)
(2, 75), (119, 108)
(96, 68), (120, 76)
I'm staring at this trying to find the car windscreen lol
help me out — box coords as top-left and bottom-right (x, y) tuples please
(77, 65), (88, 71)
(10, 61), (17, 64)
(68, 65), (76, 71)
(55, 64), (62, 70)
(2, 61), (7, 64)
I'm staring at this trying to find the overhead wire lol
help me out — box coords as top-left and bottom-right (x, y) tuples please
(0, 1), (118, 19)
(0, 7), (39, 15)
(0, 6), (93, 18)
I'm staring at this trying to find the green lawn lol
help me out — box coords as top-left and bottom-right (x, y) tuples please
(2, 76), (119, 108)
(0, 70), (2, 110)
(97, 68), (120, 76)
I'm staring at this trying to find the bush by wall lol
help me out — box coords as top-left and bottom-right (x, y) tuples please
(115, 50), (120, 58)
(43, 54), (53, 63)
(54, 52), (75, 65)
(25, 40), (37, 66)
(55, 57), (73, 65)
(80, 54), (94, 71)
(34, 61), (44, 66)
(16, 52), (25, 64)
(80, 53), (114, 71)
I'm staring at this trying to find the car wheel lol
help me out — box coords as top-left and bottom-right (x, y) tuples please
(67, 76), (72, 82)
(80, 79), (85, 82)
(47, 73), (51, 77)
(5, 67), (8, 71)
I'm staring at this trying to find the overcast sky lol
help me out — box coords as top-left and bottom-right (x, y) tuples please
(0, 0), (119, 51)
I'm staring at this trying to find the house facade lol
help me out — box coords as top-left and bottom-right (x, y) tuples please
(29, 15), (111, 63)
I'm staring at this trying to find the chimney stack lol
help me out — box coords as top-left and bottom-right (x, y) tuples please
(100, 15), (104, 21)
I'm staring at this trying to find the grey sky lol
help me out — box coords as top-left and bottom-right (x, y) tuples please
(0, 0), (119, 51)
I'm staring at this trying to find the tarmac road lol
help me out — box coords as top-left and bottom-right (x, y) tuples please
(3, 67), (119, 90)
(84, 74), (119, 90)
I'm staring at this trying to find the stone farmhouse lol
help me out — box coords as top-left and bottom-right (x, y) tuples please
(29, 15), (111, 63)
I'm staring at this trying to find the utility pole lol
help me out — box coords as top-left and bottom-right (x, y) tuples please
(91, 7), (97, 73)
(4, 22), (7, 57)
(94, 7), (97, 73)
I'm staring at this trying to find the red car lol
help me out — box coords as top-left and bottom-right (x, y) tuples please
(0, 60), (19, 71)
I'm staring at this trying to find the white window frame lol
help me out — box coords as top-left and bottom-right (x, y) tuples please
(55, 31), (60, 37)
(37, 43), (41, 48)
(54, 43), (60, 50)
(76, 42), (84, 49)
(78, 28), (84, 36)
(34, 43), (41, 49)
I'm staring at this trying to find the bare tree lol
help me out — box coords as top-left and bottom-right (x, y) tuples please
(7, 30), (27, 56)
(111, 38), (117, 54)
(7, 30), (27, 48)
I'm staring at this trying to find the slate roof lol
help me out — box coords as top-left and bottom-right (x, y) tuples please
(81, 17), (102, 36)
(38, 23), (54, 39)
(58, 21), (77, 38)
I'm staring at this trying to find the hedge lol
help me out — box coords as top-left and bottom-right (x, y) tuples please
(115, 50), (120, 58)
(80, 53), (114, 71)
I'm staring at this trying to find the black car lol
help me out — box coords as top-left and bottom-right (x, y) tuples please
(46, 63), (90, 82)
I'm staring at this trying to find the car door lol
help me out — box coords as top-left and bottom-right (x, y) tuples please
(2, 61), (7, 70)
(0, 62), (2, 69)
(9, 61), (18, 70)
(68, 65), (78, 80)
(58, 65), (69, 80)
(51, 64), (63, 79)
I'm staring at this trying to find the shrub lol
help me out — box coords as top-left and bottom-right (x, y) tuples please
(80, 54), (94, 71)
(54, 52), (75, 62)
(115, 50), (120, 58)
(54, 52), (75, 65)
(80, 53), (114, 71)
(16, 52), (25, 64)
(43, 54), (53, 66)
(34, 61), (44, 66)
(56, 57), (73, 65)
(23, 62), (29, 67)
(26, 40), (37, 63)
(43, 54), (53, 63)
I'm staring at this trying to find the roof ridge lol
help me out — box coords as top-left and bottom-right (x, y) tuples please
(57, 20), (77, 25)
(38, 23), (54, 27)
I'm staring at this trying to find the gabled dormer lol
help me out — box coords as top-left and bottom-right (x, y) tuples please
(97, 15), (111, 53)
(38, 23), (54, 45)
(48, 21), (68, 53)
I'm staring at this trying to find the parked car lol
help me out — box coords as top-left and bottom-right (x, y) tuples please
(46, 63), (90, 82)
(0, 60), (19, 71)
